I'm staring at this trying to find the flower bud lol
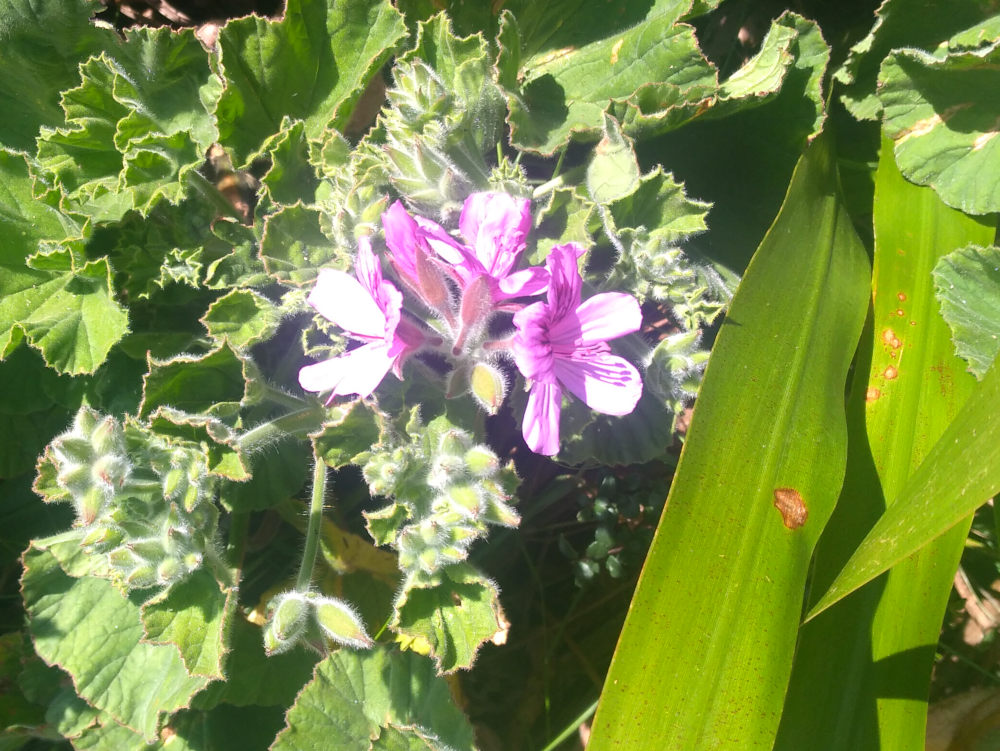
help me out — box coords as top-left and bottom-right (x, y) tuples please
(91, 454), (130, 491)
(312, 596), (373, 649)
(481, 498), (521, 528)
(57, 463), (92, 496)
(162, 467), (188, 501)
(90, 417), (123, 456)
(464, 445), (499, 477)
(157, 558), (182, 584)
(264, 592), (311, 656)
(446, 484), (481, 516)
(75, 486), (106, 526)
(469, 361), (507, 415)
(72, 407), (99, 437)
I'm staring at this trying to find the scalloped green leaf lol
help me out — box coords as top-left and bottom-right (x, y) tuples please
(22, 541), (209, 742)
(0, 150), (127, 375)
(879, 41), (1000, 215)
(214, 0), (407, 163)
(146, 407), (250, 482)
(0, 0), (118, 151)
(223, 434), (308, 512)
(193, 618), (317, 711)
(933, 244), (1000, 378)
(271, 647), (475, 751)
(260, 203), (349, 287)
(391, 563), (504, 674)
(140, 343), (248, 419)
(251, 118), (319, 207)
(201, 289), (281, 349)
(833, 0), (996, 121)
(502, 5), (716, 154)
(314, 401), (381, 469)
(36, 27), (220, 221)
(141, 569), (233, 680)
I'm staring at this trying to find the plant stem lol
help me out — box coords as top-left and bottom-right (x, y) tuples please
(237, 407), (325, 452)
(532, 165), (585, 200)
(295, 455), (327, 592)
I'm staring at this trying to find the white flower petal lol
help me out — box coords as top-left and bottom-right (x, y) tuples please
(298, 342), (395, 399)
(307, 268), (386, 340)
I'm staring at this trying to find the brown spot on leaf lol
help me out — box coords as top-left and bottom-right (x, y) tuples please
(610, 38), (624, 64)
(882, 328), (901, 349)
(773, 488), (807, 529)
(897, 292), (907, 302)
(866, 387), (881, 402)
(884, 366), (898, 380)
(895, 308), (905, 317)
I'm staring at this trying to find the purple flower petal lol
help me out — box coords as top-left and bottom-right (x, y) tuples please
(522, 380), (562, 455)
(496, 265), (549, 299)
(552, 352), (642, 416)
(544, 244), (584, 317)
(382, 201), (420, 281)
(298, 341), (396, 400)
(459, 192), (531, 276)
(549, 292), (642, 346)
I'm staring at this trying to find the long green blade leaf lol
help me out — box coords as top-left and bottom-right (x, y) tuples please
(807, 358), (1000, 620)
(776, 133), (996, 751)
(588, 134), (870, 749)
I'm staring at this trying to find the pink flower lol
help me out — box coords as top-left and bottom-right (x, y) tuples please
(382, 193), (547, 305)
(298, 237), (422, 401)
(512, 244), (643, 455)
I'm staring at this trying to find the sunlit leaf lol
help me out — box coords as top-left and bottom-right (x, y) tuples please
(933, 244), (1000, 377)
(589, 135), (870, 749)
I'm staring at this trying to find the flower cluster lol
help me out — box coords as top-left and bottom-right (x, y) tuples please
(299, 192), (644, 456)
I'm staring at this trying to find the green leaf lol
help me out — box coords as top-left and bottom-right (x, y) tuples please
(223, 435), (308, 512)
(392, 563), (505, 674)
(586, 114), (640, 205)
(193, 618), (317, 710)
(271, 647), (475, 751)
(141, 570), (233, 680)
(879, 40), (1000, 214)
(833, 0), (996, 121)
(0, 150), (128, 375)
(214, 0), (407, 163)
(201, 289), (282, 349)
(22, 541), (209, 742)
(37, 27), (220, 221)
(147, 407), (250, 482)
(933, 245), (1000, 377)
(140, 343), (248, 419)
(260, 203), (350, 287)
(503, 4), (716, 154)
(588, 135), (870, 749)
(252, 118), (319, 207)
(807, 357), (1000, 619)
(313, 401), (381, 469)
(776, 133), (996, 751)
(0, 0), (118, 151)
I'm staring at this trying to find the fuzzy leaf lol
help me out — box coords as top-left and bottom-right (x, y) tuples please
(36, 27), (220, 221)
(22, 541), (209, 742)
(586, 114), (640, 205)
(271, 647), (475, 751)
(141, 570), (233, 680)
(260, 203), (351, 287)
(140, 343), (248, 419)
(879, 40), (1000, 214)
(314, 401), (381, 469)
(214, 0), (407, 163)
(392, 563), (505, 673)
(252, 118), (319, 206)
(933, 244), (1000, 377)
(201, 289), (282, 349)
(503, 4), (716, 154)
(146, 407), (250, 482)
(0, 0), (118, 151)
(833, 0), (997, 120)
(223, 435), (308, 512)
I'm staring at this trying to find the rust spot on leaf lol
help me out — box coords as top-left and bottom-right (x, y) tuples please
(882, 328), (901, 349)
(773, 488), (807, 529)
(895, 308), (905, 317)
(610, 38), (624, 64)
(884, 366), (898, 380)
(897, 292), (907, 302)
(866, 387), (881, 402)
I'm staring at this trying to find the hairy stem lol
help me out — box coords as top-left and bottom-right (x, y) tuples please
(296, 455), (327, 592)
(237, 407), (325, 453)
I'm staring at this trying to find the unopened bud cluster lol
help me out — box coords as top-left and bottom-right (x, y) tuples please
(47, 407), (220, 591)
(263, 590), (373, 656)
(359, 411), (519, 586)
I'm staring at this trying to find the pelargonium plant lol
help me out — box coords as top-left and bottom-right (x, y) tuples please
(0, 0), (752, 747)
